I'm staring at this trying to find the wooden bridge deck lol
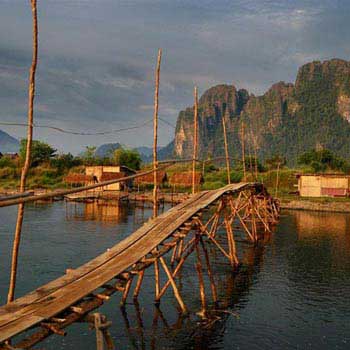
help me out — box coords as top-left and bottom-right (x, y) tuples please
(0, 183), (259, 343)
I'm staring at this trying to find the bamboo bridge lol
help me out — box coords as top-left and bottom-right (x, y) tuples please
(0, 182), (279, 349)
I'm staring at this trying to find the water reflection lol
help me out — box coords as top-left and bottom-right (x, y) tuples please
(65, 201), (129, 224)
(2, 203), (350, 349)
(65, 200), (166, 226)
(293, 210), (350, 238)
(113, 243), (267, 350)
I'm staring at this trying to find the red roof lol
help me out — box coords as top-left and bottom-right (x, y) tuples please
(100, 172), (125, 182)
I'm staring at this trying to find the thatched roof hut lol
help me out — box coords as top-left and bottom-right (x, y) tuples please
(64, 173), (95, 185)
(100, 172), (125, 182)
(134, 170), (167, 185)
(169, 172), (204, 186)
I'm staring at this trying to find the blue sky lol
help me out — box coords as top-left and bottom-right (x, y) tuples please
(0, 0), (349, 154)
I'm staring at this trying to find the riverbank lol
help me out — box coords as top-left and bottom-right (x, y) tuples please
(280, 198), (350, 213)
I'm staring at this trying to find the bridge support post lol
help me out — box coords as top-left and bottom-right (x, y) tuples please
(159, 257), (187, 313)
(199, 236), (218, 304)
(133, 270), (145, 300)
(92, 313), (114, 350)
(195, 243), (207, 318)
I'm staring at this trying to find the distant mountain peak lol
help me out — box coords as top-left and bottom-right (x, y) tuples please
(0, 129), (19, 153)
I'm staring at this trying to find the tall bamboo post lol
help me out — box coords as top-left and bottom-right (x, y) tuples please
(7, 0), (38, 303)
(192, 86), (198, 194)
(275, 161), (280, 198)
(153, 49), (162, 218)
(222, 111), (231, 184)
(241, 122), (246, 182)
(247, 128), (253, 178)
(253, 133), (258, 181)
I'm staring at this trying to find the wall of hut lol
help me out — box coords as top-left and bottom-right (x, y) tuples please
(298, 175), (350, 197)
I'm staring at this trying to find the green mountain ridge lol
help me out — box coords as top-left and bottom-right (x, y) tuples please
(173, 58), (350, 165)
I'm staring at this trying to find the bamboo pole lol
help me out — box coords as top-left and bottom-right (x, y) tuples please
(195, 244), (207, 318)
(241, 122), (246, 182)
(153, 48), (162, 218)
(275, 161), (280, 198)
(199, 237), (217, 303)
(133, 270), (145, 300)
(222, 112), (231, 184)
(159, 257), (187, 313)
(7, 0), (38, 303)
(192, 86), (198, 194)
(251, 129), (258, 181)
(247, 130), (253, 179)
(154, 256), (160, 302)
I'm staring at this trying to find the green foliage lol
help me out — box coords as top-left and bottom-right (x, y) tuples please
(0, 167), (18, 179)
(265, 155), (286, 170)
(235, 156), (265, 172)
(0, 156), (16, 168)
(297, 148), (348, 173)
(50, 153), (82, 174)
(257, 168), (297, 195)
(202, 181), (225, 190)
(20, 139), (56, 167)
(204, 169), (243, 190)
(81, 146), (97, 165)
(113, 147), (141, 170)
(204, 163), (218, 173)
(229, 170), (243, 183)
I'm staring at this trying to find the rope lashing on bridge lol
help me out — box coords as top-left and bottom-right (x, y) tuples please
(0, 183), (280, 349)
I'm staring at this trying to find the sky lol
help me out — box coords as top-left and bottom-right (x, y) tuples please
(0, 0), (349, 154)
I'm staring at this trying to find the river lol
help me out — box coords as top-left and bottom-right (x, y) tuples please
(1, 201), (350, 349)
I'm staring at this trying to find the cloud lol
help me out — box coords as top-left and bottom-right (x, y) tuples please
(0, 0), (348, 153)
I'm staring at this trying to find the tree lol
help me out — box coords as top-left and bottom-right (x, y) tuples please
(113, 147), (141, 170)
(235, 156), (264, 172)
(50, 153), (82, 174)
(81, 146), (97, 165)
(265, 155), (286, 170)
(20, 139), (56, 167)
(297, 148), (348, 173)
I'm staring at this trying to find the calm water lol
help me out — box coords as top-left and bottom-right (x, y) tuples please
(1, 201), (350, 349)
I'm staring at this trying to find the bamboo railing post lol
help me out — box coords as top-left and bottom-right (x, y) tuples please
(153, 48), (162, 218)
(247, 129), (253, 179)
(222, 111), (231, 184)
(8, 0), (38, 304)
(192, 86), (198, 194)
(253, 134), (258, 181)
(275, 161), (280, 198)
(241, 122), (246, 182)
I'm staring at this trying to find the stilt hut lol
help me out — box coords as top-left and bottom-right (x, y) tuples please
(64, 173), (96, 187)
(85, 165), (135, 191)
(100, 172), (128, 191)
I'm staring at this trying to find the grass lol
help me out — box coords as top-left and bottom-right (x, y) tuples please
(0, 165), (68, 191)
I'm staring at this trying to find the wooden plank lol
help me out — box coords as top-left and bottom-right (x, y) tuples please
(0, 183), (254, 342)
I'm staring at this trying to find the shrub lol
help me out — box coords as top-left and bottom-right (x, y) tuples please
(202, 181), (225, 190)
